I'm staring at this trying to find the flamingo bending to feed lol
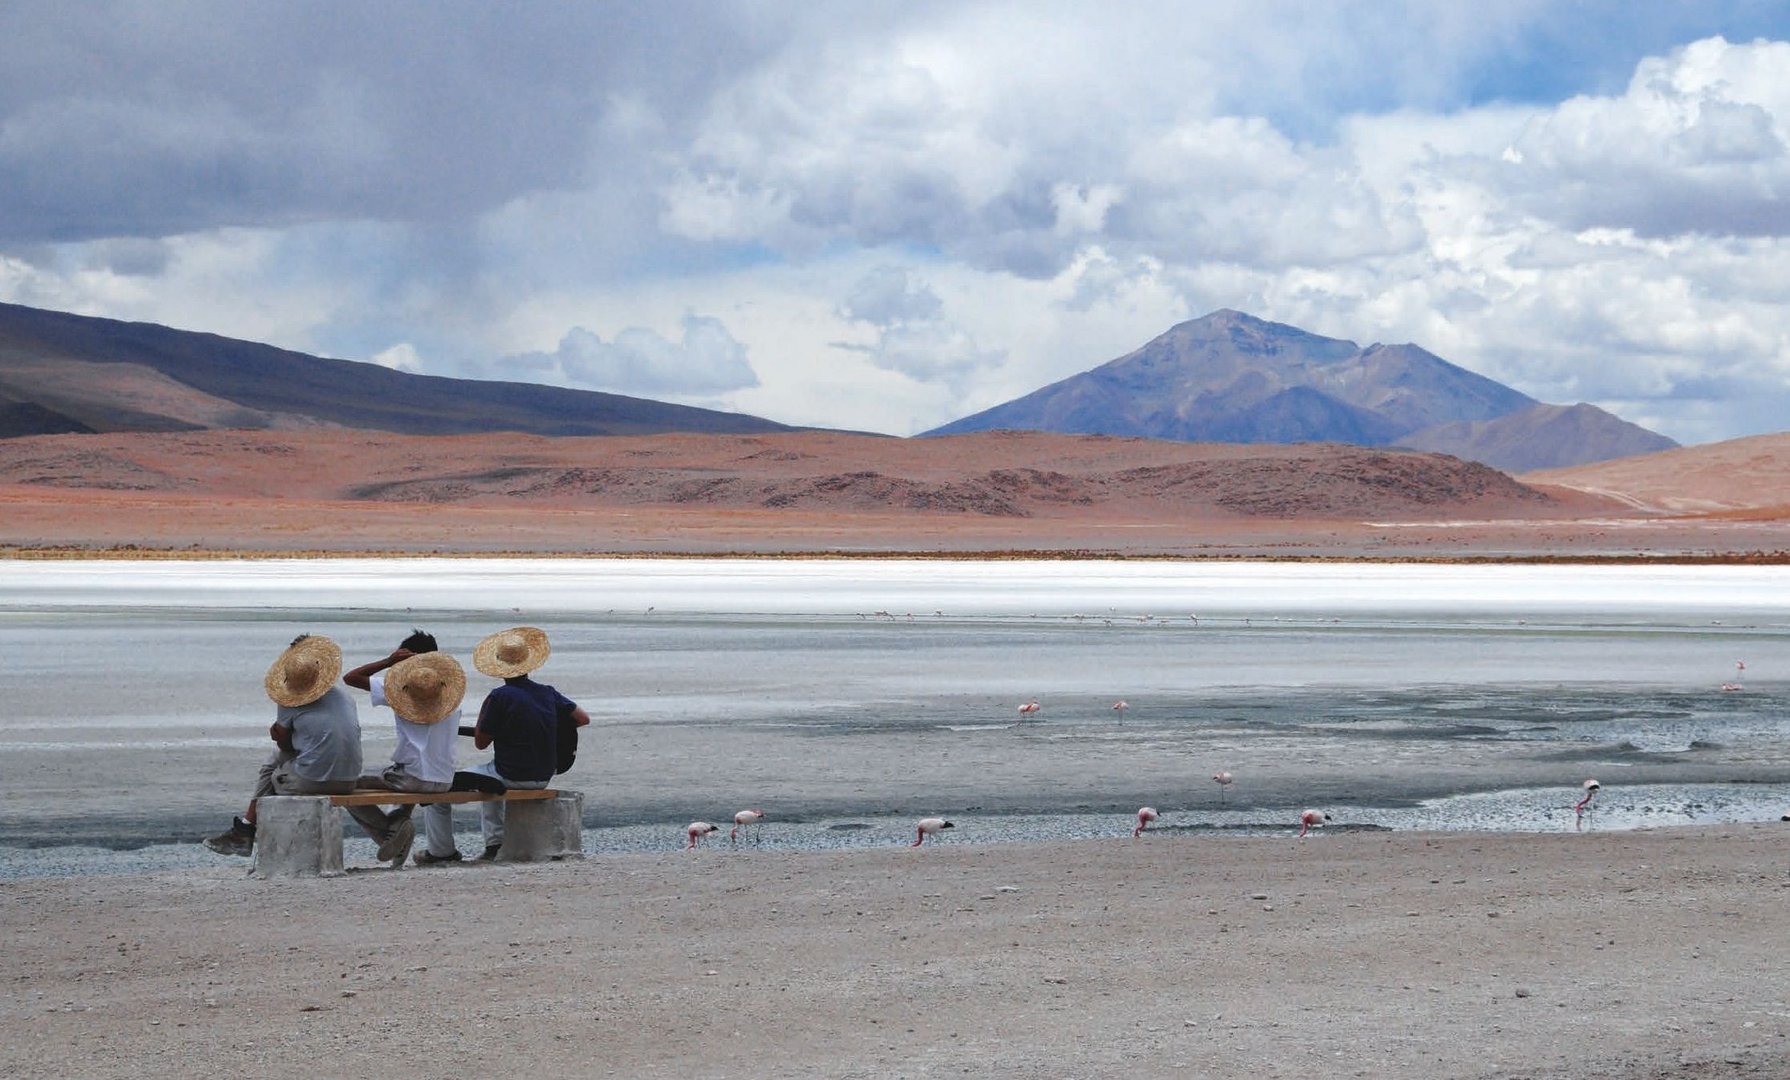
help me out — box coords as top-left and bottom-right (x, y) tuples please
(1297, 809), (1330, 838)
(1575, 779), (1600, 821)
(1017, 700), (1041, 717)
(1133, 806), (1158, 837)
(731, 808), (766, 843)
(686, 821), (720, 849)
(1212, 771), (1234, 804)
(912, 817), (955, 846)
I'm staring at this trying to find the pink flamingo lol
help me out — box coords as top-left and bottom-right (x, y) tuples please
(731, 808), (766, 844)
(1297, 809), (1330, 838)
(912, 817), (955, 846)
(1133, 806), (1158, 837)
(1721, 660), (1745, 692)
(1017, 700), (1040, 717)
(1212, 771), (1234, 804)
(685, 821), (720, 849)
(1112, 700), (1129, 718)
(1574, 780), (1599, 827)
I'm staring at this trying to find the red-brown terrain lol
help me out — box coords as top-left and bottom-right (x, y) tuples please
(1, 428), (1786, 557)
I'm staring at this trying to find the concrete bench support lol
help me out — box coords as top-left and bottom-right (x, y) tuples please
(498, 791), (585, 863)
(252, 795), (345, 879)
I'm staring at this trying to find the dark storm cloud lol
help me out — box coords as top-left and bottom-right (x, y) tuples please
(0, 2), (790, 243)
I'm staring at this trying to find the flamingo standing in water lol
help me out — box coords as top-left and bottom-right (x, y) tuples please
(1722, 660), (1745, 692)
(1212, 771), (1234, 804)
(1297, 809), (1330, 838)
(686, 821), (720, 849)
(1574, 780), (1600, 828)
(1017, 700), (1041, 718)
(731, 809), (766, 844)
(912, 817), (955, 846)
(1133, 807), (1158, 837)
(1112, 700), (1129, 719)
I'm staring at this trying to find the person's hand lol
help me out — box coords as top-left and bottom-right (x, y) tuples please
(387, 647), (416, 665)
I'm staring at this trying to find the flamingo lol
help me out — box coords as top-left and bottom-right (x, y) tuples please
(731, 808), (766, 844)
(1721, 660), (1745, 692)
(1017, 700), (1040, 717)
(1297, 809), (1330, 838)
(1133, 806), (1158, 837)
(685, 821), (720, 849)
(1574, 779), (1600, 826)
(912, 817), (955, 846)
(1212, 771), (1234, 804)
(1112, 700), (1129, 718)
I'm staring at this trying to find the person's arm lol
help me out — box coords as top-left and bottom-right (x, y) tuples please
(343, 648), (413, 691)
(269, 720), (295, 753)
(570, 705), (591, 728)
(473, 694), (496, 751)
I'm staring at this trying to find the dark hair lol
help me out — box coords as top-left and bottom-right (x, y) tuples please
(289, 633), (313, 647)
(400, 629), (438, 654)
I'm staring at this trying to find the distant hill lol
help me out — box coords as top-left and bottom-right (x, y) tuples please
(1524, 431), (1790, 515)
(0, 301), (797, 439)
(1398, 402), (1676, 473)
(924, 310), (1676, 471)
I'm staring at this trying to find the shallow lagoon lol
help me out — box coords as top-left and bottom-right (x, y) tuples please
(2, 559), (1787, 876)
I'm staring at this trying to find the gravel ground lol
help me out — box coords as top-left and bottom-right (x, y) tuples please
(5, 824), (1789, 1079)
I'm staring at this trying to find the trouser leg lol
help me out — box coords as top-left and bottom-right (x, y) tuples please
(422, 803), (455, 856)
(345, 803), (393, 842)
(469, 761), (506, 846)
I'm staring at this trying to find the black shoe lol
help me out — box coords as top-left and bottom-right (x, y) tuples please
(202, 817), (255, 857)
(477, 843), (502, 862)
(376, 817), (416, 864)
(412, 848), (463, 867)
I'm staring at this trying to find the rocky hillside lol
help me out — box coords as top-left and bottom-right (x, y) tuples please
(0, 428), (1571, 521)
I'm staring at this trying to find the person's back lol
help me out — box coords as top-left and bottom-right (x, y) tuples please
(479, 677), (568, 784)
(279, 685), (362, 783)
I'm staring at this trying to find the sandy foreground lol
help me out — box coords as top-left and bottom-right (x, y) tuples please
(4, 826), (1787, 1080)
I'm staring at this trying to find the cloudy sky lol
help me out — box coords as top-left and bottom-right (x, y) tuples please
(4, 2), (1790, 444)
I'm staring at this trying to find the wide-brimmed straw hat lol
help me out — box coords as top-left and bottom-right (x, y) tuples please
(473, 626), (551, 678)
(265, 635), (343, 707)
(385, 652), (467, 724)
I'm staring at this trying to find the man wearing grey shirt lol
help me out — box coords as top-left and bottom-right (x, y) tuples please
(203, 634), (363, 857)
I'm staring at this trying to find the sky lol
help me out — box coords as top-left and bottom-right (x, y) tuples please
(4, 2), (1790, 445)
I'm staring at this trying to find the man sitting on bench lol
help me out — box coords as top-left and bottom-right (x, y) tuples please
(202, 635), (362, 857)
(461, 626), (590, 863)
(342, 631), (466, 868)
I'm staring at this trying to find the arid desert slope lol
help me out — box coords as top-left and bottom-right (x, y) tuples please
(0, 428), (1785, 557)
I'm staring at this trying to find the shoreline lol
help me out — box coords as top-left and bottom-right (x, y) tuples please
(5, 825), (1786, 1079)
(6, 544), (1790, 564)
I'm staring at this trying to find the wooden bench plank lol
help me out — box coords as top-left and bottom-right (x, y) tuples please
(327, 788), (558, 808)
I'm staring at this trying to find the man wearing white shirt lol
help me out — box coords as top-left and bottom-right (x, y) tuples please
(343, 631), (466, 867)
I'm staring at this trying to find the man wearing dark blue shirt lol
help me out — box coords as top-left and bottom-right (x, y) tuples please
(459, 626), (590, 862)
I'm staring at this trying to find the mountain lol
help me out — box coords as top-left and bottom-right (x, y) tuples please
(1396, 402), (1677, 473)
(923, 310), (1676, 470)
(0, 301), (797, 439)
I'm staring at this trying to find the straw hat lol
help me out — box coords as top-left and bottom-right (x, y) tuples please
(384, 652), (467, 725)
(473, 626), (551, 678)
(264, 635), (343, 707)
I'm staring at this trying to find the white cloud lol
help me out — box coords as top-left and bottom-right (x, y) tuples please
(506, 316), (760, 398)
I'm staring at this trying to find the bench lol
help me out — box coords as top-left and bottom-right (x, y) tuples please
(252, 788), (584, 878)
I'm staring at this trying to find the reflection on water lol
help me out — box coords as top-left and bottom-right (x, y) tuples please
(2, 559), (1787, 877)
